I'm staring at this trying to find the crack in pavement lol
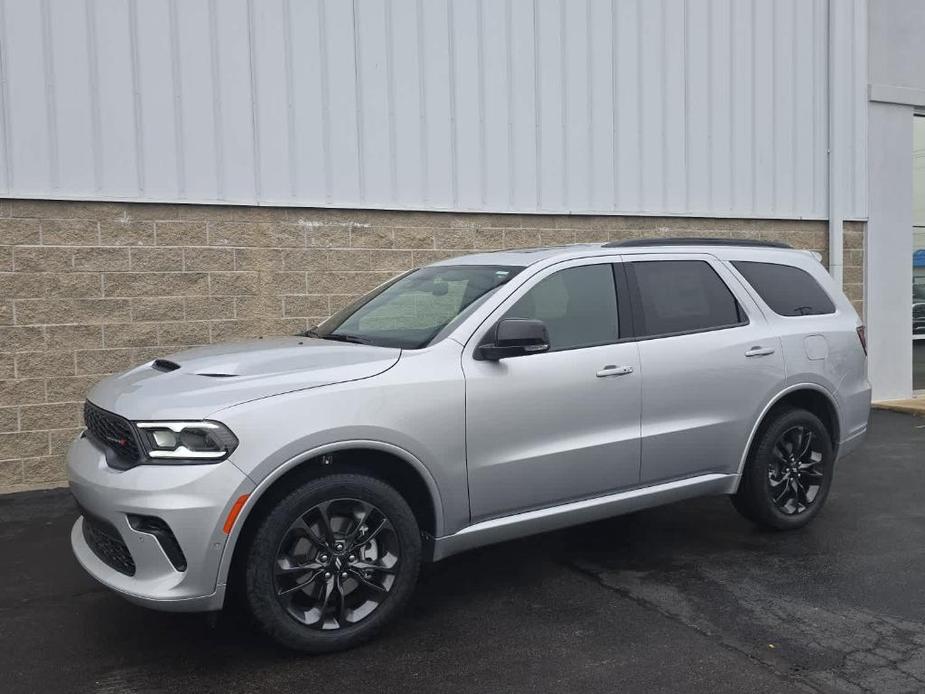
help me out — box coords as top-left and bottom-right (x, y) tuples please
(568, 555), (925, 694)
(564, 558), (821, 693)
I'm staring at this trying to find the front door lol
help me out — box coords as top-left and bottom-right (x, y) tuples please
(463, 259), (642, 523)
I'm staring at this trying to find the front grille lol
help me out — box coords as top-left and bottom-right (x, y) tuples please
(82, 513), (136, 576)
(84, 401), (142, 468)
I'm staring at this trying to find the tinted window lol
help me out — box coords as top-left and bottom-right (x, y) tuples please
(630, 260), (744, 337)
(732, 261), (835, 316)
(503, 264), (618, 351)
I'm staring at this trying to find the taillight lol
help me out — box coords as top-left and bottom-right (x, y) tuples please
(856, 325), (867, 356)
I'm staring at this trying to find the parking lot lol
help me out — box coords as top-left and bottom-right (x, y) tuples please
(1, 410), (923, 694)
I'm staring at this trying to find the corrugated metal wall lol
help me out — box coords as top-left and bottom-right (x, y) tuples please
(0, 0), (867, 219)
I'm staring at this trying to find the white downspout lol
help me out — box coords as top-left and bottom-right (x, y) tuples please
(827, 0), (844, 287)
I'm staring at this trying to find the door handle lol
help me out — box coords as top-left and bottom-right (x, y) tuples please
(596, 365), (634, 377)
(744, 346), (776, 358)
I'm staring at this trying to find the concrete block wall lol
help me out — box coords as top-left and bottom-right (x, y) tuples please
(0, 199), (863, 492)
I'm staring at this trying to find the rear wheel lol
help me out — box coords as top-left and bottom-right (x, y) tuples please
(732, 408), (834, 530)
(242, 473), (421, 652)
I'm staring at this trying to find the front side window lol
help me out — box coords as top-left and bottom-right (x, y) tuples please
(502, 264), (619, 351)
(732, 261), (836, 316)
(316, 265), (521, 349)
(629, 260), (744, 338)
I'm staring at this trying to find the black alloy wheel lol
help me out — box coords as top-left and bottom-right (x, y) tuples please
(242, 473), (421, 653)
(732, 407), (834, 530)
(767, 425), (825, 515)
(274, 498), (399, 629)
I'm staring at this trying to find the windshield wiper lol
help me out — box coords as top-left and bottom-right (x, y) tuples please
(299, 328), (373, 345)
(317, 333), (373, 345)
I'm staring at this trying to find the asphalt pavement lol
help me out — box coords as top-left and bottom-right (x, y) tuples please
(914, 342), (924, 390)
(1, 410), (923, 694)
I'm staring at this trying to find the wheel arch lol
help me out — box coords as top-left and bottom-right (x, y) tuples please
(217, 440), (445, 597)
(734, 383), (841, 485)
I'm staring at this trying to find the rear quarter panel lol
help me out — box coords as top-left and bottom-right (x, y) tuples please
(720, 250), (871, 446)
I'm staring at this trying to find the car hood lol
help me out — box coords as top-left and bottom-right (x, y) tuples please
(86, 337), (401, 420)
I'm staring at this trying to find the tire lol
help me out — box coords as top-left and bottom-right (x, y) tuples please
(732, 408), (835, 530)
(242, 473), (421, 653)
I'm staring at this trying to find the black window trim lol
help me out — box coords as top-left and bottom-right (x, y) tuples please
(622, 258), (751, 342)
(612, 261), (636, 343)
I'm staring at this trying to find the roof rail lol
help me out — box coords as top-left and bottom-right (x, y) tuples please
(602, 237), (792, 249)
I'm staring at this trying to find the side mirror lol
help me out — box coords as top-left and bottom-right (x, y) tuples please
(478, 319), (550, 360)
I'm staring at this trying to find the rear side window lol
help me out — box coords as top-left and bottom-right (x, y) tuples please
(732, 261), (835, 316)
(628, 260), (745, 338)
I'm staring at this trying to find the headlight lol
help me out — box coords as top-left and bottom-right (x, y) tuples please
(135, 421), (238, 463)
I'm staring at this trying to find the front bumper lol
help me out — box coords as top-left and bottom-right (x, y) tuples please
(68, 434), (254, 612)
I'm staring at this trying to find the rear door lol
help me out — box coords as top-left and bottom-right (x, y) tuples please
(625, 254), (786, 483)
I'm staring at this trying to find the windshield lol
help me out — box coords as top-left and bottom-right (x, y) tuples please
(312, 265), (522, 349)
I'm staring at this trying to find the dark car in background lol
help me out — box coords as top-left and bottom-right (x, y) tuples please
(914, 302), (925, 335)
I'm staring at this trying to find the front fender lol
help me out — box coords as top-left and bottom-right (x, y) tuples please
(214, 438), (445, 595)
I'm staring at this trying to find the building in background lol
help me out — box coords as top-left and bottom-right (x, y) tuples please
(913, 117), (925, 389)
(0, 0), (920, 491)
(867, 0), (925, 400)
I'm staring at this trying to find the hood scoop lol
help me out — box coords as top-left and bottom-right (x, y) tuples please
(153, 359), (237, 377)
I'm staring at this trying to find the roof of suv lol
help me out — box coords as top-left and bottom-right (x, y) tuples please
(429, 238), (815, 268)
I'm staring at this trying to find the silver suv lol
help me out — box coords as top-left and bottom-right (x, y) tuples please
(68, 238), (871, 652)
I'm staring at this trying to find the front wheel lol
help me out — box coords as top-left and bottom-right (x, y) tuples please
(242, 473), (422, 652)
(732, 408), (835, 530)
